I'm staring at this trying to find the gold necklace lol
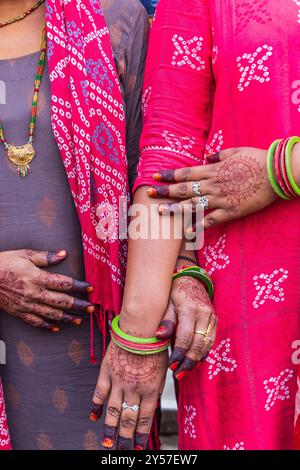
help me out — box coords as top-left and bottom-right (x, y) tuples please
(0, 27), (46, 177)
(0, 1), (45, 29)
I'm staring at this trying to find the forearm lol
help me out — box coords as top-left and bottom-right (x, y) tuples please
(120, 187), (182, 336)
(291, 142), (300, 187)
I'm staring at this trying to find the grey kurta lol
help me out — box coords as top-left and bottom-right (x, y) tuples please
(0, 0), (148, 450)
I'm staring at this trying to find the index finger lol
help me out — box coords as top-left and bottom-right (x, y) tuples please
(37, 271), (93, 294)
(153, 165), (211, 183)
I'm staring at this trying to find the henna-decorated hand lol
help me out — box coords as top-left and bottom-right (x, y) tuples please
(90, 341), (168, 450)
(156, 275), (218, 380)
(0, 249), (94, 331)
(148, 147), (277, 230)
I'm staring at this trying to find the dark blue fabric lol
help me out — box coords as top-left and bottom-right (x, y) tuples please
(140, 0), (158, 15)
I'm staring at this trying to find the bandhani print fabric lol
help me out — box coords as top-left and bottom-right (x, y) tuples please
(0, 382), (11, 450)
(45, 0), (128, 341)
(134, 0), (300, 449)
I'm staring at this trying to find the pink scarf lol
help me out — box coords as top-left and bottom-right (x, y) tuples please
(45, 0), (128, 360)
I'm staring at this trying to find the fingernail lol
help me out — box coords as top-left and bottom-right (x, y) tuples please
(102, 438), (114, 449)
(61, 313), (82, 325)
(206, 152), (220, 163)
(156, 326), (166, 335)
(86, 286), (94, 293)
(175, 371), (187, 381)
(86, 305), (95, 314)
(158, 204), (170, 215)
(153, 172), (162, 181)
(90, 402), (103, 420)
(169, 361), (179, 371)
(72, 280), (93, 293)
(134, 445), (144, 451)
(89, 412), (99, 422)
(56, 250), (67, 257)
(147, 187), (157, 197)
(51, 326), (60, 333)
(72, 318), (82, 326)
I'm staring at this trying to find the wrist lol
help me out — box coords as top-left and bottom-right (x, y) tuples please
(119, 304), (160, 337)
(291, 141), (300, 187)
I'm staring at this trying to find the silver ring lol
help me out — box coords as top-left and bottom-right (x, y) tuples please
(122, 402), (140, 413)
(192, 181), (202, 197)
(199, 195), (209, 210)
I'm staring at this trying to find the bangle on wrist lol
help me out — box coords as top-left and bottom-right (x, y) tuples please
(173, 265), (214, 299)
(111, 315), (169, 355)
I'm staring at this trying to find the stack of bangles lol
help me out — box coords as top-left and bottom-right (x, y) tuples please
(111, 315), (170, 355)
(267, 136), (300, 199)
(173, 265), (214, 299)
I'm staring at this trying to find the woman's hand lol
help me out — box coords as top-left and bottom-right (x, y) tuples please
(90, 342), (168, 450)
(148, 147), (278, 230)
(0, 249), (94, 331)
(156, 276), (218, 380)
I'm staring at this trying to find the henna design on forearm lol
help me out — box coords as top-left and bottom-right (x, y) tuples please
(0, 270), (24, 308)
(216, 157), (264, 204)
(110, 343), (161, 385)
(178, 277), (210, 306)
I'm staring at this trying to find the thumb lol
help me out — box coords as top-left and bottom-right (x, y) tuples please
(156, 303), (177, 339)
(206, 148), (239, 164)
(24, 249), (68, 267)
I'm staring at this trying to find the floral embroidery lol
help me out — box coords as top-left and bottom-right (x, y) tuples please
(264, 369), (294, 411)
(171, 34), (205, 71)
(236, 44), (273, 92)
(206, 338), (237, 380)
(253, 268), (288, 309)
(183, 405), (197, 439)
(204, 234), (230, 276)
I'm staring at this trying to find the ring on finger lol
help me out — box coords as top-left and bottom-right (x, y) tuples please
(122, 402), (140, 413)
(198, 195), (209, 210)
(192, 181), (202, 197)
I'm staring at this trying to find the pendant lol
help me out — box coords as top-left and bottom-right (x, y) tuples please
(7, 143), (35, 177)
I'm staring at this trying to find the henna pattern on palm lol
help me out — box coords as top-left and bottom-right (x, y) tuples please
(216, 157), (264, 204)
(0, 271), (24, 308)
(110, 343), (161, 385)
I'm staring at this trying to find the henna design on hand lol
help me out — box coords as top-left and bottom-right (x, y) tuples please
(134, 432), (149, 450)
(216, 156), (264, 204)
(89, 401), (103, 422)
(102, 424), (117, 449)
(0, 270), (24, 308)
(177, 277), (210, 306)
(116, 435), (132, 450)
(110, 342), (161, 385)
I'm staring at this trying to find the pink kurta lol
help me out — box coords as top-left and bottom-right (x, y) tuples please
(134, 0), (300, 449)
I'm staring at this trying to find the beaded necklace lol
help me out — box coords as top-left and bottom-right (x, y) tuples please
(0, 0), (45, 29)
(0, 27), (47, 177)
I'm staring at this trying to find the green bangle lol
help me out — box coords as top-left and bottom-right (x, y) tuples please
(267, 139), (290, 200)
(285, 136), (300, 197)
(111, 336), (169, 355)
(173, 266), (214, 299)
(111, 315), (159, 344)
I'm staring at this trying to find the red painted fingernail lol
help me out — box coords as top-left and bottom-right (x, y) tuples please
(51, 326), (60, 333)
(153, 173), (162, 181)
(147, 188), (157, 197)
(72, 318), (82, 326)
(89, 412), (99, 422)
(102, 438), (114, 449)
(86, 286), (94, 293)
(56, 250), (67, 257)
(175, 371), (187, 381)
(169, 361), (179, 371)
(134, 445), (144, 451)
(156, 326), (166, 335)
(86, 305), (95, 314)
